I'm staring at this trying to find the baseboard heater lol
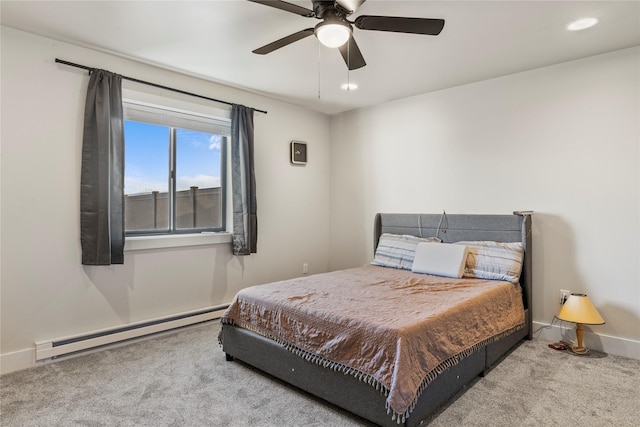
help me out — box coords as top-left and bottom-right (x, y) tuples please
(35, 304), (229, 362)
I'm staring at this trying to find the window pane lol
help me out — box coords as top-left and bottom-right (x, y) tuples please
(175, 129), (223, 230)
(124, 121), (170, 232)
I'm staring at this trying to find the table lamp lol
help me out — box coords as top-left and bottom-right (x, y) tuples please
(556, 293), (605, 355)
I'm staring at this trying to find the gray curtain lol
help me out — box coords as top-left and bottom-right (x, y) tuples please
(231, 104), (257, 255)
(80, 70), (125, 265)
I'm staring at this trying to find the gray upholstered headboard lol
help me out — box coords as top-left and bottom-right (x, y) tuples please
(374, 213), (532, 334)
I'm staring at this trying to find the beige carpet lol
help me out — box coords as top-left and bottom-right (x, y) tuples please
(2, 321), (639, 426)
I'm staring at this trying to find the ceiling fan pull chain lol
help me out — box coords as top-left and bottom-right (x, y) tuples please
(347, 38), (351, 90)
(317, 42), (321, 100)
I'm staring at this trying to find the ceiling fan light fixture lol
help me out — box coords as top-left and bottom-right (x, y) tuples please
(567, 17), (598, 31)
(315, 21), (351, 48)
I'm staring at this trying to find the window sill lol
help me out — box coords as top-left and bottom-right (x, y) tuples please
(124, 232), (232, 251)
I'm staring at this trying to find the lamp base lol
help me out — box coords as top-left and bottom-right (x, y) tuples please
(568, 345), (591, 356)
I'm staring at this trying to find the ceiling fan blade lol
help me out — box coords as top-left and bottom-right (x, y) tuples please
(253, 28), (315, 54)
(335, 0), (367, 13)
(338, 36), (366, 70)
(247, 0), (314, 17)
(354, 15), (445, 35)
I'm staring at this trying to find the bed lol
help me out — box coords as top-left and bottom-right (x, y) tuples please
(220, 213), (532, 426)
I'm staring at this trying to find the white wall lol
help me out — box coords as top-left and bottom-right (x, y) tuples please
(0, 27), (331, 373)
(330, 47), (640, 358)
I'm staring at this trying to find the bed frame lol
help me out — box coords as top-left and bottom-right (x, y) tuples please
(221, 213), (532, 426)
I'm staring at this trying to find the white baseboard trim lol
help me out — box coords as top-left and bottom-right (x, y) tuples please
(1, 348), (35, 375)
(533, 320), (640, 360)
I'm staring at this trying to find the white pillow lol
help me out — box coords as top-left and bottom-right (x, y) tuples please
(411, 242), (469, 278)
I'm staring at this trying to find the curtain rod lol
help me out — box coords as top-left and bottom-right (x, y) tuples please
(55, 58), (267, 115)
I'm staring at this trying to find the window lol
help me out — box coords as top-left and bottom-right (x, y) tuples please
(123, 101), (229, 235)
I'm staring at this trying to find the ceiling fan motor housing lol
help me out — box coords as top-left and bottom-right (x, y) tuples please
(312, 0), (351, 19)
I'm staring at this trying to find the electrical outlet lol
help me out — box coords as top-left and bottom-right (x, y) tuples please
(560, 289), (571, 305)
(303, 263), (308, 274)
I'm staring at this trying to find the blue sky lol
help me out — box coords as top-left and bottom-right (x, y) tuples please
(124, 121), (222, 195)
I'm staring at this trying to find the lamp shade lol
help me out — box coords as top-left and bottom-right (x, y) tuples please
(556, 293), (605, 325)
(315, 21), (351, 48)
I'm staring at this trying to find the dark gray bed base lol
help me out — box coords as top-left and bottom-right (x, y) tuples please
(221, 213), (532, 427)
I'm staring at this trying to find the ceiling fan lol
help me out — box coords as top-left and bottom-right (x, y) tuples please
(248, 0), (445, 70)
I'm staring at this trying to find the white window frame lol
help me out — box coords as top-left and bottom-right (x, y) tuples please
(121, 89), (232, 249)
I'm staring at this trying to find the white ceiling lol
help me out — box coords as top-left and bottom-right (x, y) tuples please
(2, 1), (639, 114)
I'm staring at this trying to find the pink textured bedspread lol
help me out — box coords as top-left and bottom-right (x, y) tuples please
(221, 265), (524, 419)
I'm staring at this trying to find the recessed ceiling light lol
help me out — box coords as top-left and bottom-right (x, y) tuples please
(567, 17), (598, 31)
(341, 83), (358, 91)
